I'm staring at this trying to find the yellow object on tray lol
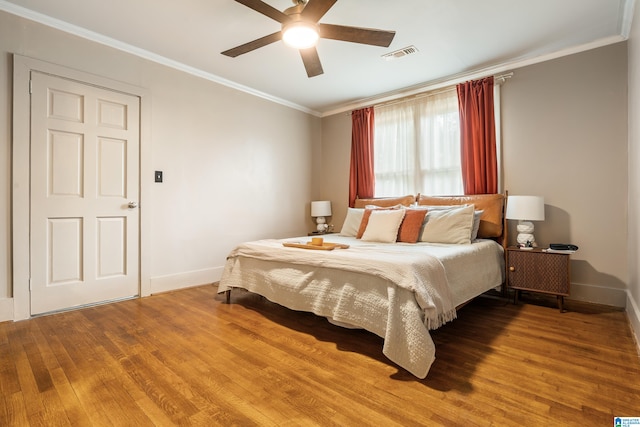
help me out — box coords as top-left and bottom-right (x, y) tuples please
(282, 241), (350, 250)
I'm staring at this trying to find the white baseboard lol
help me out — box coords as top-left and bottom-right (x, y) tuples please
(0, 268), (223, 321)
(568, 282), (627, 307)
(150, 267), (224, 295)
(626, 291), (640, 356)
(569, 283), (639, 356)
(0, 297), (14, 322)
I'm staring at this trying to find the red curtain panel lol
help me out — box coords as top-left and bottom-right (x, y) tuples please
(349, 107), (376, 207)
(457, 77), (498, 195)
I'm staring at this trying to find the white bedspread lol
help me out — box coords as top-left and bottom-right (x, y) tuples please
(218, 235), (504, 378)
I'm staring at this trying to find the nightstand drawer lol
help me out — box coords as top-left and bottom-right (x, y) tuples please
(508, 250), (570, 295)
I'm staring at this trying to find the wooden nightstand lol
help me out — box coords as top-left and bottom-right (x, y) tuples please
(506, 247), (571, 312)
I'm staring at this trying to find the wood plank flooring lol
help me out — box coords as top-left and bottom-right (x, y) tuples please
(1, 284), (639, 426)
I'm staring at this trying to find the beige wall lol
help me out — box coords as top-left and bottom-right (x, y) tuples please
(627, 2), (640, 345)
(502, 42), (628, 305)
(319, 112), (352, 230)
(321, 43), (629, 307)
(0, 11), (320, 318)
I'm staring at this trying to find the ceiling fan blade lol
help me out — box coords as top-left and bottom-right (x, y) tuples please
(319, 23), (395, 47)
(299, 47), (324, 78)
(234, 0), (291, 23)
(301, 0), (337, 22)
(221, 32), (282, 57)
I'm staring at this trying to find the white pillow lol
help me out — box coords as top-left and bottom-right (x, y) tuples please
(420, 204), (475, 244)
(471, 209), (484, 241)
(365, 203), (404, 209)
(419, 205), (483, 240)
(421, 204), (468, 211)
(340, 208), (364, 236)
(361, 209), (406, 243)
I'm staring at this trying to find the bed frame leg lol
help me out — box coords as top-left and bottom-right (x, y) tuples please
(225, 289), (231, 304)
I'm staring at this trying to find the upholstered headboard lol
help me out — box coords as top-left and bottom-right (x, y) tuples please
(353, 195), (415, 208)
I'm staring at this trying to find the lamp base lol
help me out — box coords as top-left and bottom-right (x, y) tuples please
(516, 221), (537, 247)
(316, 216), (328, 232)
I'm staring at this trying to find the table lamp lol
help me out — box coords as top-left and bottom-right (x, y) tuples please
(311, 200), (332, 232)
(506, 195), (545, 248)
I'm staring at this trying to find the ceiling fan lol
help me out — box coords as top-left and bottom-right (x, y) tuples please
(221, 0), (396, 78)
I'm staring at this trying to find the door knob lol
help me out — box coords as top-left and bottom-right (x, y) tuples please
(128, 201), (138, 209)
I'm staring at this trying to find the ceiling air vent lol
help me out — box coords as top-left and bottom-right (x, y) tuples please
(382, 45), (419, 61)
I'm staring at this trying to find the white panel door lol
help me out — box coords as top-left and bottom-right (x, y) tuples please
(30, 72), (140, 315)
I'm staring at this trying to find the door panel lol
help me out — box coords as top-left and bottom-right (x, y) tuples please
(49, 130), (84, 197)
(98, 137), (127, 197)
(30, 72), (140, 315)
(96, 217), (126, 278)
(48, 217), (83, 284)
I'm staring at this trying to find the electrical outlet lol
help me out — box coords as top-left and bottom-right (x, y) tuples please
(155, 171), (163, 183)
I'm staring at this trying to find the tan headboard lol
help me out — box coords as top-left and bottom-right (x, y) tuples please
(354, 195), (415, 208)
(417, 193), (506, 244)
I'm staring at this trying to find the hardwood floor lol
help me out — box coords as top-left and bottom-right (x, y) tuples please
(1, 284), (639, 426)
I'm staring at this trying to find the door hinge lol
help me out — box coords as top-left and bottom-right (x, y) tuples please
(29, 278), (32, 291)
(29, 79), (32, 94)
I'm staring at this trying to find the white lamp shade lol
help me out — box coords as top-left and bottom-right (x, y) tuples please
(311, 200), (332, 217)
(506, 196), (545, 221)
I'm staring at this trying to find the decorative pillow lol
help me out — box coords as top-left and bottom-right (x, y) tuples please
(361, 209), (406, 243)
(340, 208), (364, 237)
(356, 205), (403, 238)
(420, 204), (475, 244)
(365, 204), (403, 210)
(356, 209), (374, 238)
(422, 204), (468, 211)
(471, 209), (484, 241)
(397, 208), (428, 243)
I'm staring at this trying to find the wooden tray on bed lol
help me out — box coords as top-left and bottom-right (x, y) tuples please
(282, 241), (350, 251)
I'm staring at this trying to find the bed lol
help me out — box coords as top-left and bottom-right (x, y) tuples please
(217, 193), (507, 378)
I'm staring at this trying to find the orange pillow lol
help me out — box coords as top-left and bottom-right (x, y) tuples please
(397, 209), (428, 243)
(356, 209), (374, 239)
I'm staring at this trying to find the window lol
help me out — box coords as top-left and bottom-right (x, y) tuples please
(373, 88), (462, 197)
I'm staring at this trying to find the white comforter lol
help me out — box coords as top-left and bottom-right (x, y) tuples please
(218, 235), (504, 378)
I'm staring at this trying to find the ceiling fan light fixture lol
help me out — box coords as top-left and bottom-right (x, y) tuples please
(282, 21), (319, 49)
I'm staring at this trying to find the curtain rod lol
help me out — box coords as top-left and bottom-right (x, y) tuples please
(349, 72), (514, 114)
(494, 72), (513, 84)
(372, 86), (456, 109)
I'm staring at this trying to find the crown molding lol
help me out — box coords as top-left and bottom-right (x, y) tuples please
(0, 1), (322, 117)
(319, 35), (626, 117)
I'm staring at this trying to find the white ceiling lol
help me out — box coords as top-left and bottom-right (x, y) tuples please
(0, 0), (635, 116)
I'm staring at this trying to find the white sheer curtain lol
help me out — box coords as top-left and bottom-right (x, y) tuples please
(373, 88), (462, 197)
